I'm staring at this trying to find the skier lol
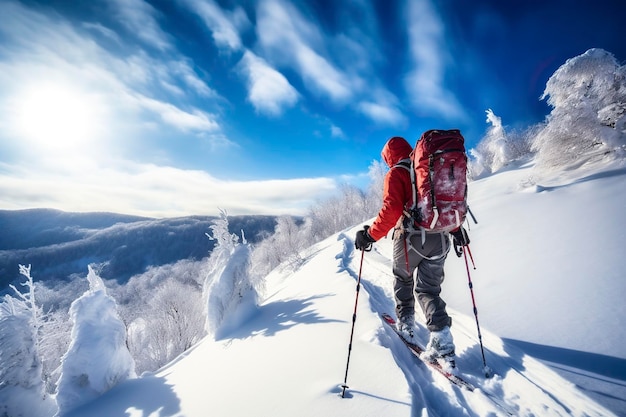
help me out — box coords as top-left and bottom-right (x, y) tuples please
(354, 136), (469, 367)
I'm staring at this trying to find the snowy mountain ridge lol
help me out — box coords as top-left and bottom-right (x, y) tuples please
(58, 159), (626, 417)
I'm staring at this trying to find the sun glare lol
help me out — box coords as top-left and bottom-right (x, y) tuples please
(13, 83), (106, 152)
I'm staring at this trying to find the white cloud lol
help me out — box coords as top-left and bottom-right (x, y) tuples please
(355, 85), (407, 126)
(131, 94), (220, 132)
(82, 22), (123, 44)
(108, 0), (173, 51)
(171, 60), (217, 98)
(403, 0), (467, 121)
(0, 160), (338, 217)
(182, 0), (250, 52)
(237, 51), (299, 116)
(357, 101), (407, 127)
(256, 0), (354, 103)
(330, 124), (345, 139)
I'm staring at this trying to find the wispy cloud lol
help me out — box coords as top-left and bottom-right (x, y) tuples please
(181, 0), (250, 52)
(255, 0), (354, 103)
(330, 125), (345, 139)
(358, 101), (407, 127)
(182, 0), (303, 117)
(403, 0), (467, 121)
(237, 51), (299, 116)
(0, 1), (224, 145)
(131, 94), (220, 132)
(108, 0), (173, 51)
(357, 86), (407, 127)
(253, 0), (410, 127)
(180, 0), (407, 127)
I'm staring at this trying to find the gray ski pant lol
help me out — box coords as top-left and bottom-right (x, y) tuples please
(392, 231), (452, 332)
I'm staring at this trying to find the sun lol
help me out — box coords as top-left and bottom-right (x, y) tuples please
(12, 82), (106, 152)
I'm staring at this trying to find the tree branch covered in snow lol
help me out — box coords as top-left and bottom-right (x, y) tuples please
(0, 265), (56, 417)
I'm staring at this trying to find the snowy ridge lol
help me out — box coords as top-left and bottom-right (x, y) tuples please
(64, 161), (625, 417)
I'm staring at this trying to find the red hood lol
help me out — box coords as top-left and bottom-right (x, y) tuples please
(381, 136), (412, 167)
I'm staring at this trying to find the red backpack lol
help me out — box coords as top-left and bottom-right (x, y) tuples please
(402, 129), (468, 232)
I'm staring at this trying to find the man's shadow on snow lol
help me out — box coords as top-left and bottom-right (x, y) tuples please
(217, 294), (344, 340)
(63, 374), (180, 417)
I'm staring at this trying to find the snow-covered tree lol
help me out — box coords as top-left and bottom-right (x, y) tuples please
(247, 169), (384, 285)
(532, 48), (626, 172)
(55, 265), (136, 416)
(203, 209), (255, 336)
(38, 308), (71, 394)
(308, 184), (372, 240)
(365, 158), (386, 213)
(470, 110), (509, 176)
(112, 258), (206, 373)
(249, 215), (306, 277)
(469, 109), (534, 178)
(0, 265), (56, 417)
(127, 278), (204, 373)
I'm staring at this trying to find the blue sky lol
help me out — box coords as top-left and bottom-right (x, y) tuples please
(0, 0), (624, 217)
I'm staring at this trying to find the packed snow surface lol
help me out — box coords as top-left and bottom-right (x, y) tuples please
(65, 161), (626, 416)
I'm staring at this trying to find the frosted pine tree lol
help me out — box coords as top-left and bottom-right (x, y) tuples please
(55, 265), (136, 416)
(470, 109), (509, 176)
(203, 209), (255, 336)
(0, 265), (56, 417)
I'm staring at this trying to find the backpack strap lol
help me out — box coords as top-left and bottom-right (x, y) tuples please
(393, 158), (418, 219)
(405, 231), (451, 261)
(393, 158), (411, 173)
(393, 159), (451, 259)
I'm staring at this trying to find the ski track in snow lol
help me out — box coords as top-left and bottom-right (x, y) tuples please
(339, 227), (616, 417)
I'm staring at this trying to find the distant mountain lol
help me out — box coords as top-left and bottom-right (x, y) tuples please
(0, 209), (277, 289)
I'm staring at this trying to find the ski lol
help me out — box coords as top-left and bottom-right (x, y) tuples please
(381, 313), (475, 391)
(381, 313), (515, 415)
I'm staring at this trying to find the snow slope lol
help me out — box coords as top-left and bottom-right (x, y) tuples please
(64, 161), (626, 417)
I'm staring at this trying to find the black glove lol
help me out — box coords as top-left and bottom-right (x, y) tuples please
(355, 226), (376, 251)
(451, 227), (470, 257)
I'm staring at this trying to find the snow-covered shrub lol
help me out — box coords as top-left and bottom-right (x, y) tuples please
(203, 209), (256, 336)
(365, 159), (386, 213)
(0, 265), (56, 417)
(469, 109), (533, 178)
(247, 186), (370, 284)
(126, 278), (204, 373)
(247, 161), (383, 286)
(249, 215), (306, 278)
(55, 265), (135, 416)
(308, 184), (374, 240)
(532, 48), (626, 172)
(111, 258), (206, 373)
(33, 278), (79, 395)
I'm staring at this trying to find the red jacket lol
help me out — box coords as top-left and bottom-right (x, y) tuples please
(368, 137), (414, 241)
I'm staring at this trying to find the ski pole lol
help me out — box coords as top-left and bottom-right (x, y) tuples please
(341, 248), (366, 398)
(462, 245), (491, 377)
(466, 243), (476, 270)
(467, 206), (478, 225)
